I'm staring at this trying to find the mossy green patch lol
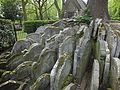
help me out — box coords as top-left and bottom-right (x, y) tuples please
(0, 69), (7, 78)
(62, 74), (74, 89)
(107, 88), (113, 90)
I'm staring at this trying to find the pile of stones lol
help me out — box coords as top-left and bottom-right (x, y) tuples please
(0, 19), (120, 90)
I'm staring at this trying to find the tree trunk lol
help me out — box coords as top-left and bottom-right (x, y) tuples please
(62, 0), (65, 18)
(54, 0), (63, 19)
(38, 2), (43, 20)
(39, 10), (43, 20)
(12, 22), (17, 41)
(35, 7), (39, 20)
(88, 0), (110, 21)
(21, 0), (27, 21)
(44, 2), (49, 20)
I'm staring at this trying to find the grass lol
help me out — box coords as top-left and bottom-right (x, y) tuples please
(16, 30), (27, 41)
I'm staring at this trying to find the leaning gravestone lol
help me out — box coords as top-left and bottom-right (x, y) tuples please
(75, 39), (92, 83)
(50, 54), (72, 90)
(52, 20), (67, 29)
(35, 26), (47, 35)
(26, 33), (41, 43)
(23, 43), (44, 62)
(10, 61), (36, 81)
(44, 26), (62, 40)
(30, 74), (50, 90)
(100, 42), (110, 89)
(110, 58), (120, 90)
(0, 80), (21, 90)
(63, 83), (76, 90)
(99, 40), (106, 82)
(46, 34), (59, 50)
(61, 27), (75, 38)
(59, 36), (75, 57)
(90, 59), (99, 90)
(32, 47), (56, 80)
(114, 37), (120, 58)
(7, 54), (24, 70)
(73, 45), (80, 76)
(11, 39), (33, 55)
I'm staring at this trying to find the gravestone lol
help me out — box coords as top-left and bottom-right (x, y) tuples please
(10, 61), (35, 81)
(30, 74), (50, 90)
(63, 83), (76, 90)
(23, 43), (44, 61)
(26, 33), (41, 43)
(0, 80), (21, 90)
(59, 36), (75, 57)
(11, 39), (33, 55)
(90, 59), (99, 90)
(50, 54), (72, 90)
(110, 58), (120, 90)
(74, 39), (92, 83)
(32, 47), (56, 80)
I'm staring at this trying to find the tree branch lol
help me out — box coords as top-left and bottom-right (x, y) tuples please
(42, 3), (54, 14)
(54, 0), (61, 12)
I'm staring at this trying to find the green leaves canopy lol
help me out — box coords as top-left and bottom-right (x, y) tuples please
(108, 0), (120, 20)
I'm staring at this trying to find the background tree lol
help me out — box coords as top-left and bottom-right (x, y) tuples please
(32, 0), (48, 20)
(1, 0), (21, 21)
(21, 0), (28, 21)
(28, 0), (57, 20)
(54, 0), (63, 19)
(1, 0), (21, 40)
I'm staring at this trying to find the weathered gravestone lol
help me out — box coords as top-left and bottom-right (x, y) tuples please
(11, 39), (33, 55)
(90, 59), (99, 90)
(26, 33), (41, 43)
(44, 26), (62, 40)
(59, 36), (75, 57)
(100, 42), (110, 89)
(10, 61), (36, 81)
(30, 74), (50, 90)
(7, 53), (24, 70)
(74, 39), (92, 83)
(23, 43), (44, 61)
(50, 54), (72, 90)
(63, 83), (76, 90)
(114, 38), (120, 58)
(110, 58), (120, 90)
(31, 47), (56, 80)
(35, 26), (47, 35)
(0, 80), (21, 90)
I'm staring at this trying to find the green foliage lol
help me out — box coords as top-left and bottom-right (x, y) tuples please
(0, 19), (15, 51)
(17, 30), (27, 40)
(1, 0), (21, 21)
(75, 15), (92, 25)
(23, 20), (57, 33)
(63, 74), (73, 88)
(108, 0), (120, 20)
(0, 19), (11, 25)
(24, 0), (59, 20)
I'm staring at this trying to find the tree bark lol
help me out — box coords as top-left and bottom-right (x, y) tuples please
(35, 6), (39, 19)
(88, 0), (110, 21)
(38, 2), (43, 20)
(21, 0), (28, 21)
(36, 0), (47, 20)
(54, 0), (63, 19)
